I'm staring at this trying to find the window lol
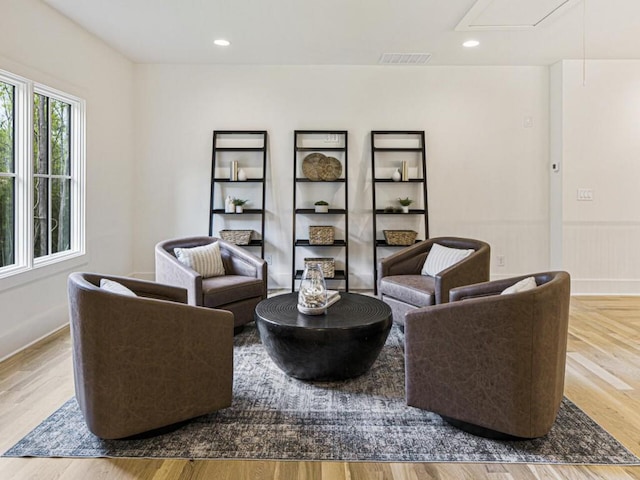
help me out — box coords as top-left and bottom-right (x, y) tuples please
(33, 93), (72, 258)
(0, 81), (15, 268)
(0, 69), (85, 280)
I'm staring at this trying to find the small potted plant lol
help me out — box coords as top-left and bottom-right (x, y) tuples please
(233, 198), (248, 213)
(314, 200), (329, 213)
(397, 197), (413, 213)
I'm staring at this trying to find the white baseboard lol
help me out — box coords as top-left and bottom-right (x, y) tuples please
(570, 278), (640, 295)
(493, 274), (640, 296)
(0, 303), (69, 363)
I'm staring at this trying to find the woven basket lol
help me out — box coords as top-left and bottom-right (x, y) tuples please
(309, 226), (335, 245)
(304, 257), (335, 278)
(219, 229), (252, 245)
(383, 230), (418, 246)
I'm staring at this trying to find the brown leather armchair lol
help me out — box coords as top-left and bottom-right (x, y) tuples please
(377, 237), (490, 327)
(404, 271), (571, 439)
(155, 236), (267, 331)
(68, 272), (234, 439)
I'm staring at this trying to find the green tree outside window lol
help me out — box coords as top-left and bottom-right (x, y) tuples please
(0, 81), (15, 268)
(33, 94), (71, 258)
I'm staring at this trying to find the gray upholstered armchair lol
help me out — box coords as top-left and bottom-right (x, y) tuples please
(378, 237), (490, 327)
(68, 272), (234, 439)
(405, 271), (571, 439)
(155, 236), (267, 331)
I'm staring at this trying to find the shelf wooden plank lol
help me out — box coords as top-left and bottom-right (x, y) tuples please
(294, 129), (348, 135)
(375, 239), (422, 247)
(213, 147), (265, 152)
(373, 178), (424, 183)
(214, 130), (267, 135)
(213, 178), (264, 183)
(213, 239), (263, 247)
(295, 178), (346, 183)
(294, 270), (347, 280)
(371, 130), (424, 135)
(295, 147), (346, 152)
(372, 147), (423, 152)
(211, 209), (264, 215)
(296, 208), (346, 215)
(295, 240), (347, 247)
(374, 209), (427, 215)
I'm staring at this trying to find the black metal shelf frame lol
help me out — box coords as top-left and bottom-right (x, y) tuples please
(371, 130), (429, 294)
(209, 130), (268, 258)
(292, 130), (349, 292)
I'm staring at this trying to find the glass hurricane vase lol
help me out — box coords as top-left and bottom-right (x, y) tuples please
(297, 263), (328, 315)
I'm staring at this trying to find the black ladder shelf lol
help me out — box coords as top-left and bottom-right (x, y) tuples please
(371, 130), (429, 294)
(292, 130), (349, 291)
(209, 130), (268, 258)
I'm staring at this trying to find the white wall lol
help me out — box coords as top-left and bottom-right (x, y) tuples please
(3, 4), (637, 362)
(555, 60), (640, 293)
(0, 0), (135, 360)
(133, 64), (550, 288)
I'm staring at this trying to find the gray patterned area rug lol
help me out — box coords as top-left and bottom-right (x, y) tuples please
(4, 324), (639, 464)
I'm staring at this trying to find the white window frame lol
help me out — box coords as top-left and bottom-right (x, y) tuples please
(0, 68), (85, 285)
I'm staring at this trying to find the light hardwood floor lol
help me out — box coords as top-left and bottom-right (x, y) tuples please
(0, 296), (639, 479)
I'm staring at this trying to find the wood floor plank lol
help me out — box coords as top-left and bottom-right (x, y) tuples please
(0, 296), (639, 479)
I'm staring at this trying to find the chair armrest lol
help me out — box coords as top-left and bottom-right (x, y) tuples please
(155, 244), (203, 305)
(219, 240), (267, 296)
(449, 276), (532, 301)
(434, 244), (490, 303)
(98, 274), (188, 303)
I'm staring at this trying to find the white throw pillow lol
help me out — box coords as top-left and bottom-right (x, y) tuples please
(100, 278), (137, 297)
(421, 243), (474, 276)
(174, 241), (225, 278)
(501, 276), (537, 295)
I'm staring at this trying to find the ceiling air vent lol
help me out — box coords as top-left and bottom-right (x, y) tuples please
(379, 53), (432, 65)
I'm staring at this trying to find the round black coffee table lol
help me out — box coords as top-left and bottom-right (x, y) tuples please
(254, 292), (392, 381)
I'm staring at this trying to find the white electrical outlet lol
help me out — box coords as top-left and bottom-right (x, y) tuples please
(265, 254), (272, 265)
(496, 255), (505, 267)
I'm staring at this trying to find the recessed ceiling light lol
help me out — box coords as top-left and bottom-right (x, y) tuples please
(463, 40), (480, 48)
(214, 39), (230, 47)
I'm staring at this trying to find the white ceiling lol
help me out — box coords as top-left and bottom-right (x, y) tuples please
(41, 0), (640, 66)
